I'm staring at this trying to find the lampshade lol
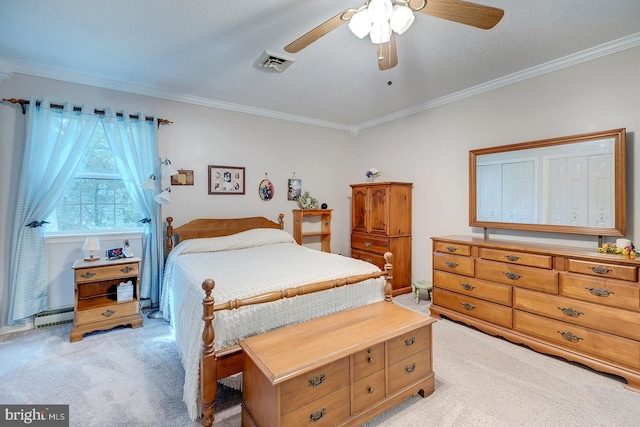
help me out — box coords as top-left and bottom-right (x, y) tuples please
(142, 175), (156, 191)
(369, 21), (391, 44)
(83, 237), (101, 262)
(155, 188), (171, 205)
(389, 4), (415, 34)
(348, 9), (373, 39)
(162, 158), (179, 177)
(368, 0), (393, 24)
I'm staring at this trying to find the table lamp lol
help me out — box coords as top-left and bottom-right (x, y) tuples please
(83, 237), (101, 262)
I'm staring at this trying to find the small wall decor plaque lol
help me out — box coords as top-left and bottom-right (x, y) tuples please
(259, 173), (274, 201)
(208, 165), (245, 195)
(171, 169), (194, 186)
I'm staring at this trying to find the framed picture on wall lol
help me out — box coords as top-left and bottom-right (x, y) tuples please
(288, 178), (301, 201)
(208, 165), (245, 195)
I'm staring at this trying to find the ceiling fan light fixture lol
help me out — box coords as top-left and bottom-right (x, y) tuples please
(389, 4), (414, 34)
(368, 0), (394, 24)
(348, 9), (373, 39)
(369, 21), (391, 44)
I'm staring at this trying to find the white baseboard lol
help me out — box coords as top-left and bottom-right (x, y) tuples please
(0, 321), (34, 336)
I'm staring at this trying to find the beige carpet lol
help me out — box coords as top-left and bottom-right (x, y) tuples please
(1, 293), (639, 426)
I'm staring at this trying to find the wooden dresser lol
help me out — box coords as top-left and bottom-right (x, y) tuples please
(350, 182), (412, 295)
(431, 235), (640, 391)
(240, 301), (435, 427)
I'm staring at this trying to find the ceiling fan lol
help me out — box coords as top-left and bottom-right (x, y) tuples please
(284, 0), (504, 71)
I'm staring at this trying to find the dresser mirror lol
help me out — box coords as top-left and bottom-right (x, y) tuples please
(469, 128), (626, 236)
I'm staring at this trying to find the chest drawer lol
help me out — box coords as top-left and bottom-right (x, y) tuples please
(281, 385), (350, 426)
(567, 259), (637, 282)
(353, 343), (384, 381)
(433, 288), (512, 328)
(351, 249), (385, 270)
(351, 233), (389, 254)
(559, 273), (640, 311)
(434, 241), (471, 256)
(353, 370), (385, 414)
(280, 357), (349, 415)
(476, 259), (557, 293)
(433, 270), (512, 306)
(387, 326), (430, 366)
(513, 288), (640, 341)
(513, 310), (640, 369)
(75, 262), (139, 283)
(433, 253), (475, 277)
(76, 300), (138, 325)
(388, 349), (432, 394)
(479, 248), (552, 269)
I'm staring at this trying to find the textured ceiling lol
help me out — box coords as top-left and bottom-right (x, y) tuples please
(1, 0), (640, 132)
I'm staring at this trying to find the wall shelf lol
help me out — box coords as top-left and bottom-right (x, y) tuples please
(292, 209), (332, 253)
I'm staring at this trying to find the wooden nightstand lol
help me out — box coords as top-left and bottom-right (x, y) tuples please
(70, 257), (143, 342)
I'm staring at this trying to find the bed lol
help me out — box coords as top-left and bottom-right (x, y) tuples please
(159, 215), (395, 426)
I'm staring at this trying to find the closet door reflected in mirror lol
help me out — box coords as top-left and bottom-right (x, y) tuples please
(470, 128), (626, 236)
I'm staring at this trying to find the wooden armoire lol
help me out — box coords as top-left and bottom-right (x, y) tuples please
(350, 182), (412, 295)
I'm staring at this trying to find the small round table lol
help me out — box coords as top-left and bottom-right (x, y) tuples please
(412, 280), (433, 304)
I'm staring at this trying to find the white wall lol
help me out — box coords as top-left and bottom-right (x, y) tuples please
(1, 45), (639, 329)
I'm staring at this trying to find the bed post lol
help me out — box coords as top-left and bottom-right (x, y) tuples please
(201, 279), (216, 427)
(278, 213), (284, 229)
(383, 252), (393, 302)
(166, 217), (174, 255)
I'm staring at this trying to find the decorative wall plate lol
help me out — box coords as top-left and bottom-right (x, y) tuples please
(259, 178), (274, 200)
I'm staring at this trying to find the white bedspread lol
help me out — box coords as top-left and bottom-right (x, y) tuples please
(160, 228), (385, 420)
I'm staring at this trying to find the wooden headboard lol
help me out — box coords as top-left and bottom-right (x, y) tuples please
(165, 214), (285, 254)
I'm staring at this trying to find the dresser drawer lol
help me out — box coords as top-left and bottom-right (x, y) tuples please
(353, 343), (384, 381)
(479, 248), (552, 269)
(280, 357), (349, 415)
(514, 288), (640, 341)
(567, 259), (637, 282)
(387, 326), (430, 366)
(433, 288), (512, 328)
(76, 300), (138, 325)
(559, 273), (640, 311)
(351, 249), (385, 269)
(433, 253), (475, 277)
(281, 385), (350, 426)
(434, 241), (471, 256)
(514, 310), (640, 369)
(476, 259), (557, 294)
(351, 233), (390, 254)
(352, 369), (385, 414)
(388, 349), (432, 394)
(433, 270), (512, 306)
(75, 262), (139, 283)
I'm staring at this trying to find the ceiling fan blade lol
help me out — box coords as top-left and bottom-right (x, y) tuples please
(284, 10), (354, 53)
(414, 0), (504, 30)
(377, 33), (398, 70)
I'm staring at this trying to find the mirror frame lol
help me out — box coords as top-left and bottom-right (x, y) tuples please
(469, 128), (626, 237)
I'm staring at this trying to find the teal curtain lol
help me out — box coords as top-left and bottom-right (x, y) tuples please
(101, 110), (163, 304)
(8, 98), (99, 324)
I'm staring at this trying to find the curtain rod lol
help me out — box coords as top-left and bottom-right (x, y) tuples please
(2, 98), (172, 126)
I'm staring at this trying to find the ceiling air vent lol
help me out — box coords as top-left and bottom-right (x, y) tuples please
(254, 50), (296, 73)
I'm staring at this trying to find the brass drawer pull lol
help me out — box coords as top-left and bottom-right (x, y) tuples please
(308, 373), (326, 387)
(557, 330), (583, 342)
(405, 363), (416, 373)
(309, 407), (326, 422)
(102, 309), (116, 317)
(364, 258), (373, 263)
(445, 261), (458, 268)
(120, 266), (134, 274)
(368, 386), (375, 394)
(585, 287), (614, 297)
(364, 242), (372, 248)
(503, 271), (522, 280)
(460, 302), (475, 310)
(558, 306), (584, 317)
(80, 272), (96, 279)
(404, 336), (416, 346)
(460, 283), (475, 291)
(504, 254), (520, 261)
(588, 265), (611, 274)
(446, 246), (457, 252)
(367, 356), (375, 363)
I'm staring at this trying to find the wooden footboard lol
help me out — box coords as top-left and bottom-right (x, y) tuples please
(199, 252), (395, 427)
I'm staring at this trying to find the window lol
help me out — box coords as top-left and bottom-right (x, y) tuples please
(46, 123), (144, 233)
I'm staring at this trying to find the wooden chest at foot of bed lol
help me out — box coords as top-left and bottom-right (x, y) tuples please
(240, 301), (436, 427)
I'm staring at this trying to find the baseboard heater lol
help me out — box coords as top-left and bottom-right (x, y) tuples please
(34, 307), (74, 328)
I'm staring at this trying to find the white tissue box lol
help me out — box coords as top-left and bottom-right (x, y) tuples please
(117, 281), (134, 303)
